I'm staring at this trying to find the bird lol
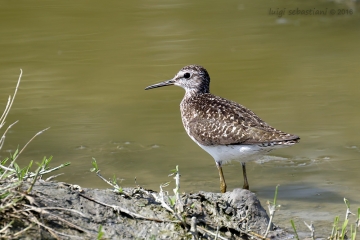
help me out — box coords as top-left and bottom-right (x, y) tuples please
(145, 65), (300, 193)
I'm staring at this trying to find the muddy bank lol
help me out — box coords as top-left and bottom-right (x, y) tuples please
(1, 180), (292, 239)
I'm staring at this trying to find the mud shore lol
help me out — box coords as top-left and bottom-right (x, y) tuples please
(0, 179), (295, 239)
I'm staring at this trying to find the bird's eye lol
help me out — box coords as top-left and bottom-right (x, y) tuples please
(183, 72), (191, 79)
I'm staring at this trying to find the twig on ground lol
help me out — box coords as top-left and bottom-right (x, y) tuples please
(38, 207), (86, 217)
(26, 214), (84, 240)
(155, 183), (175, 213)
(215, 226), (219, 240)
(45, 173), (64, 181)
(0, 220), (14, 234)
(190, 216), (198, 240)
(79, 192), (177, 224)
(196, 226), (228, 240)
(11, 223), (34, 238)
(23, 204), (89, 234)
(304, 221), (315, 240)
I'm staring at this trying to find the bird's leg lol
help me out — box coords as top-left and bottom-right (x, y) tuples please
(241, 162), (249, 190)
(216, 162), (227, 193)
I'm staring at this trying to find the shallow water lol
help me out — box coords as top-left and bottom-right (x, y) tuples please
(1, 0), (360, 237)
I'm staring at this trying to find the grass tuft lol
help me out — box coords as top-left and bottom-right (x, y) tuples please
(0, 70), (71, 238)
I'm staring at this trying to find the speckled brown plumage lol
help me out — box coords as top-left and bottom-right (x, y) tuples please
(181, 93), (299, 147)
(145, 64), (300, 193)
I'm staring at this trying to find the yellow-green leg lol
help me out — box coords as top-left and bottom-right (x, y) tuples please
(216, 162), (227, 193)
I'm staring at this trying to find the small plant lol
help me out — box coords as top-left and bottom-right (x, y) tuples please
(264, 184), (280, 237)
(290, 219), (300, 240)
(90, 158), (123, 194)
(90, 157), (100, 172)
(97, 225), (104, 240)
(167, 165), (181, 208)
(0, 70), (71, 239)
(155, 165), (184, 214)
(291, 198), (359, 240)
(327, 198), (359, 240)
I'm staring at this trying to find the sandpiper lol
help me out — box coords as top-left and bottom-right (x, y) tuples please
(145, 65), (300, 193)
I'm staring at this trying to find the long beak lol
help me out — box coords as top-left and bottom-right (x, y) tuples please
(145, 79), (175, 90)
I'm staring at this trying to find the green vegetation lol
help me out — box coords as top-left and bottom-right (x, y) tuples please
(264, 184), (280, 237)
(91, 157), (124, 194)
(0, 70), (70, 238)
(97, 225), (105, 240)
(291, 197), (359, 239)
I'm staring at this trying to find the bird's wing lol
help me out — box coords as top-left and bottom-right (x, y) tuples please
(188, 94), (299, 145)
(188, 117), (298, 146)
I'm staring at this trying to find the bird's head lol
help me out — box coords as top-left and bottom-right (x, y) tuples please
(145, 65), (210, 94)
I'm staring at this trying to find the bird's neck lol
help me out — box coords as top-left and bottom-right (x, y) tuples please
(183, 87), (209, 99)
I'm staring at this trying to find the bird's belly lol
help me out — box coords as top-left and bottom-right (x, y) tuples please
(187, 135), (270, 164)
(200, 144), (267, 164)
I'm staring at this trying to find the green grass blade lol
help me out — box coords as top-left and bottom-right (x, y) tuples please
(273, 184), (279, 205)
(341, 219), (349, 240)
(290, 219), (299, 240)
